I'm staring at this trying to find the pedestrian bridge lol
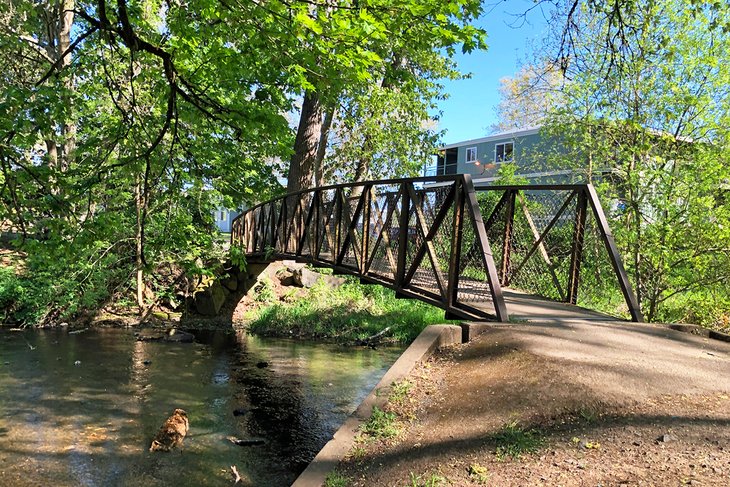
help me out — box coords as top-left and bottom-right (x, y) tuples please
(231, 175), (642, 323)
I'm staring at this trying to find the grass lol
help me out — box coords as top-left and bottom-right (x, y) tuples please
(388, 380), (413, 406)
(492, 420), (544, 460)
(246, 274), (456, 343)
(324, 472), (350, 487)
(468, 463), (489, 484)
(408, 471), (447, 487)
(360, 406), (400, 440)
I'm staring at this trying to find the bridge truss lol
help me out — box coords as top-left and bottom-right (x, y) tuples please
(231, 175), (642, 322)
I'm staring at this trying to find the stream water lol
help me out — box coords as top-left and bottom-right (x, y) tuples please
(0, 328), (403, 486)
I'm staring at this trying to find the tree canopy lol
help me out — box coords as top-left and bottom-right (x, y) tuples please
(495, 0), (730, 325)
(0, 0), (487, 324)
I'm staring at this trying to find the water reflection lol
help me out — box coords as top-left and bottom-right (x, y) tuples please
(0, 328), (402, 486)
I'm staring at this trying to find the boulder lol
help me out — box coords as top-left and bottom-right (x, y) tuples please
(278, 269), (296, 286)
(292, 267), (321, 288)
(291, 268), (345, 288)
(221, 274), (238, 292)
(194, 279), (228, 315)
(165, 328), (195, 343)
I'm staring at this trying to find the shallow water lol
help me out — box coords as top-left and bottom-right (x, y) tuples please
(0, 328), (403, 486)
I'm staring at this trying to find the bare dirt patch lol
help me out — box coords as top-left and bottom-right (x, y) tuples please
(338, 325), (730, 486)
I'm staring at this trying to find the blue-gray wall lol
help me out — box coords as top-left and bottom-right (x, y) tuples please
(214, 208), (240, 233)
(431, 127), (582, 184)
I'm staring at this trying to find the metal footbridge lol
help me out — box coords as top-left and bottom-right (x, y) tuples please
(231, 175), (642, 323)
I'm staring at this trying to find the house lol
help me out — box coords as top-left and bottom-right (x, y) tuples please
(213, 207), (240, 233)
(425, 126), (580, 184)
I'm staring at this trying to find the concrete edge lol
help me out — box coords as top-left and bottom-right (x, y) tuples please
(291, 324), (462, 487)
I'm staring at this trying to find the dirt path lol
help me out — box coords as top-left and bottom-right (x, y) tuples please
(337, 321), (730, 486)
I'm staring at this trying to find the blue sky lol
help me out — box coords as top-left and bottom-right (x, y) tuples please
(436, 1), (552, 144)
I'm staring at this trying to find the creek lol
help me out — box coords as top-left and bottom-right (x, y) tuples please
(0, 328), (403, 486)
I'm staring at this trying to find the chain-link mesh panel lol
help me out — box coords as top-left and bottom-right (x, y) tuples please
(405, 186), (453, 299)
(456, 198), (498, 315)
(366, 187), (401, 281)
(577, 208), (631, 319)
(506, 190), (576, 300)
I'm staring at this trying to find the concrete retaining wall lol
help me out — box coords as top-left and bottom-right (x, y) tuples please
(291, 324), (462, 487)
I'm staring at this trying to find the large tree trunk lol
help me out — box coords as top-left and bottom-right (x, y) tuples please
(58, 0), (76, 172)
(314, 107), (335, 187)
(135, 173), (146, 309)
(288, 92), (323, 193)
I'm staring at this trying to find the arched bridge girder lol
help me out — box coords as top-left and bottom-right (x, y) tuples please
(231, 175), (643, 323)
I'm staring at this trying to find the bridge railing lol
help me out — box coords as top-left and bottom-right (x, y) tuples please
(231, 175), (642, 322)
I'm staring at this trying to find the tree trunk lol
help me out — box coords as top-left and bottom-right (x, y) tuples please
(314, 107), (335, 187)
(58, 0), (75, 172)
(288, 92), (323, 193)
(135, 173), (146, 310)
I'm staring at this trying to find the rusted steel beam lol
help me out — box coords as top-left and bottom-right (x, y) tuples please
(461, 174), (508, 322)
(394, 182), (411, 290)
(336, 185), (369, 267)
(364, 189), (400, 276)
(446, 180), (465, 314)
(500, 189), (517, 286)
(360, 187), (372, 274)
(403, 184), (456, 287)
(297, 191), (318, 256)
(567, 189), (588, 304)
(585, 184), (643, 322)
(404, 184), (448, 299)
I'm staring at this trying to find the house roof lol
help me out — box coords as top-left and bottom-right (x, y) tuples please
(440, 126), (542, 150)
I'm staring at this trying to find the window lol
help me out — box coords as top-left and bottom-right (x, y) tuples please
(495, 142), (514, 163)
(465, 147), (477, 163)
(219, 210), (228, 221)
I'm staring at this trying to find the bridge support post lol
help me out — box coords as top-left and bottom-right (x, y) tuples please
(394, 183), (411, 290)
(446, 180), (464, 314)
(500, 189), (517, 286)
(567, 189), (588, 304)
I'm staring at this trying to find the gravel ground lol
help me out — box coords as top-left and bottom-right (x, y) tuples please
(336, 322), (730, 486)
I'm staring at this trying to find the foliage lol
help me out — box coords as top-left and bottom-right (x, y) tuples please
(492, 420), (544, 460)
(252, 277), (277, 304)
(360, 406), (400, 440)
(246, 275), (453, 343)
(323, 472), (350, 487)
(491, 63), (564, 133)
(408, 471), (447, 487)
(510, 0), (730, 324)
(467, 463), (489, 484)
(388, 380), (413, 406)
(0, 1), (488, 324)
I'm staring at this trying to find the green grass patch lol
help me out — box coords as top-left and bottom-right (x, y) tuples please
(388, 380), (412, 406)
(246, 274), (456, 343)
(493, 420), (544, 460)
(323, 472), (350, 487)
(360, 406), (400, 440)
(468, 463), (489, 484)
(408, 471), (447, 487)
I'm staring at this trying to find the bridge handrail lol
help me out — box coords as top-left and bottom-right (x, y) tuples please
(231, 175), (642, 323)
